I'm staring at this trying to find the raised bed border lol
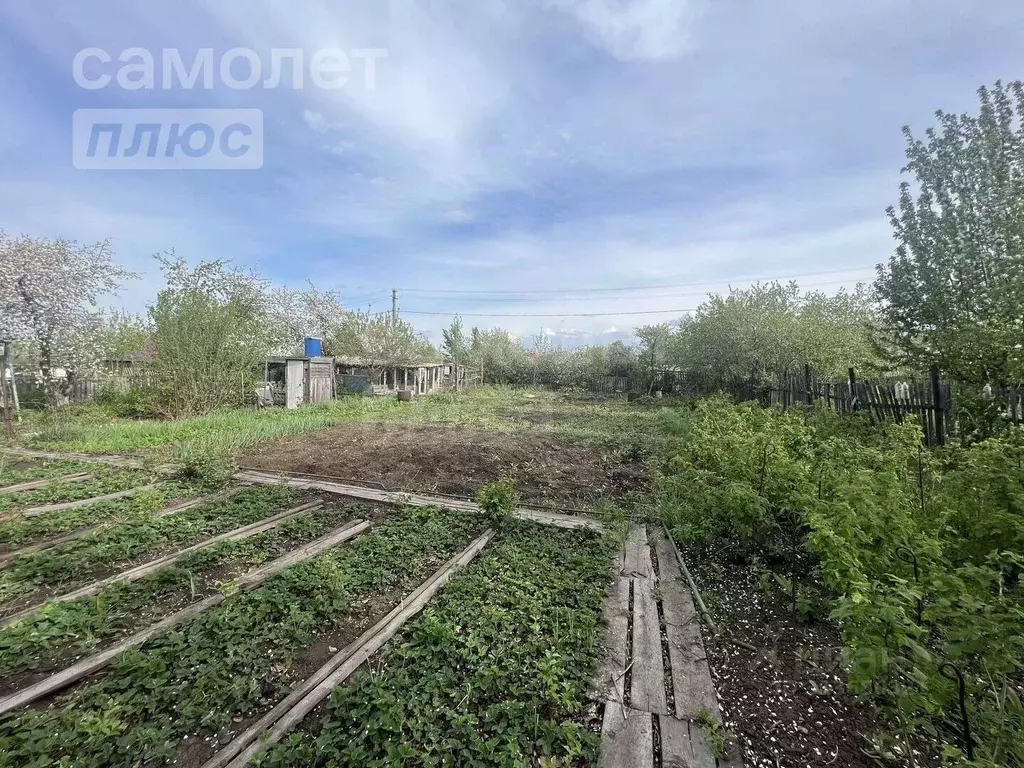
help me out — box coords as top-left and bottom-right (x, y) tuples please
(0, 499), (325, 627)
(0, 517), (372, 716)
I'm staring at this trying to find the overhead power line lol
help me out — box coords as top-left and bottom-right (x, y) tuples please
(397, 265), (877, 296)
(401, 308), (697, 318)
(400, 277), (865, 305)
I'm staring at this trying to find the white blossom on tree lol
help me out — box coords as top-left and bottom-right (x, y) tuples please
(0, 230), (137, 401)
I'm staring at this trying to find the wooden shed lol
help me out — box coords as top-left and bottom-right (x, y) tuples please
(265, 356), (335, 408)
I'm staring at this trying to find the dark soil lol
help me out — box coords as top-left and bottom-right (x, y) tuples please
(684, 548), (884, 768)
(237, 423), (646, 508)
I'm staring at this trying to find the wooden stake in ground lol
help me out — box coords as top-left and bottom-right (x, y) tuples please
(203, 528), (496, 768)
(0, 518), (372, 716)
(0, 340), (12, 439)
(0, 500), (324, 627)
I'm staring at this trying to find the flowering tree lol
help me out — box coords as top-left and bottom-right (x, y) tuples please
(0, 230), (137, 403)
(875, 81), (1024, 383)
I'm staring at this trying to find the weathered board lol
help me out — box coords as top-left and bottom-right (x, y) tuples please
(659, 714), (718, 768)
(234, 470), (605, 532)
(599, 704), (654, 768)
(630, 575), (668, 715)
(205, 529), (497, 768)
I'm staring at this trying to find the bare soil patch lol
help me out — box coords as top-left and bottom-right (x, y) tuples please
(238, 423), (646, 508)
(684, 547), (883, 768)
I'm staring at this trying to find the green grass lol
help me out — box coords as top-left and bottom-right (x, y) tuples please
(23, 387), (661, 465)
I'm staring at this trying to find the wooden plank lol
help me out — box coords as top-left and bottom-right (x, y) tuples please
(600, 703), (653, 768)
(653, 532), (721, 721)
(660, 714), (718, 768)
(234, 470), (605, 532)
(630, 576), (668, 715)
(0, 518), (371, 716)
(0, 500), (324, 627)
(20, 483), (164, 518)
(1, 448), (145, 468)
(592, 572), (630, 705)
(207, 529), (496, 768)
(623, 523), (653, 578)
(0, 487), (245, 571)
(0, 472), (93, 495)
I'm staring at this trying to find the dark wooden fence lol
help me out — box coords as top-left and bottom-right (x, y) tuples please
(605, 364), (1024, 447)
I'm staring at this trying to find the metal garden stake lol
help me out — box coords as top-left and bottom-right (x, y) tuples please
(939, 662), (975, 761)
(896, 546), (923, 625)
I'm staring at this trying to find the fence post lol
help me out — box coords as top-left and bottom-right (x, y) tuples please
(804, 364), (813, 406)
(848, 367), (858, 412)
(931, 363), (945, 447)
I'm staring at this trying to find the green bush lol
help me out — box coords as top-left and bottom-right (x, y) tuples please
(657, 398), (1024, 765)
(476, 478), (519, 528)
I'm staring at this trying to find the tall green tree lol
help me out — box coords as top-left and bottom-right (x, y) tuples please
(875, 81), (1024, 383)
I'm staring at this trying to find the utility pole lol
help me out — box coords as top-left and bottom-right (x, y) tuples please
(391, 289), (398, 325)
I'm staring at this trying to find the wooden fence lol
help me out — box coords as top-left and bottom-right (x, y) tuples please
(606, 364), (1024, 447)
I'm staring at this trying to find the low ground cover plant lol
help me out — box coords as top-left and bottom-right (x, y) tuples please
(0, 506), (483, 767)
(658, 397), (1024, 766)
(0, 485), (299, 606)
(0, 505), (366, 676)
(255, 520), (613, 768)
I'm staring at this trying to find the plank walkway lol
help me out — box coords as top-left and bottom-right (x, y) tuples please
(595, 524), (742, 768)
(0, 517), (372, 716)
(234, 470), (605, 532)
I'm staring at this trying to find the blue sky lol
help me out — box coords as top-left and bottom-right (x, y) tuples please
(1, 1), (1022, 345)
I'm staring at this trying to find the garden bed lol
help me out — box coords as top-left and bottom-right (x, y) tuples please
(0, 502), (386, 693)
(0, 507), (486, 767)
(238, 422), (646, 507)
(684, 545), (884, 768)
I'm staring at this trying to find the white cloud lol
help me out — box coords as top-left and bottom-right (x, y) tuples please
(443, 209), (474, 224)
(558, 0), (704, 60)
(302, 110), (331, 133)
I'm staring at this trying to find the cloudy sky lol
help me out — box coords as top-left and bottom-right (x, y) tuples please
(1, 1), (1022, 345)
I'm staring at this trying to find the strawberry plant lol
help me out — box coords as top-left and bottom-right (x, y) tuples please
(255, 521), (613, 768)
(0, 485), (300, 608)
(0, 505), (365, 677)
(0, 507), (484, 767)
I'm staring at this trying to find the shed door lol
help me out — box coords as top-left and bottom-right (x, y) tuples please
(285, 359), (305, 409)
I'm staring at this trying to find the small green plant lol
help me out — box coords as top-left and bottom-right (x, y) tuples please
(475, 478), (519, 528)
(695, 706), (734, 761)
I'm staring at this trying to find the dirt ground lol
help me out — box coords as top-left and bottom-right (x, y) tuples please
(237, 423), (646, 508)
(684, 547), (884, 768)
